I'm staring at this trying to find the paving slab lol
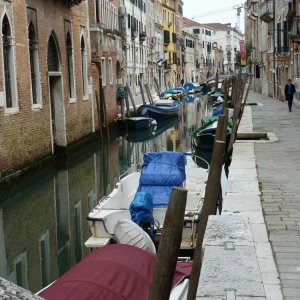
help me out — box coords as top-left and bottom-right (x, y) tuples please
(198, 246), (265, 297)
(203, 215), (254, 247)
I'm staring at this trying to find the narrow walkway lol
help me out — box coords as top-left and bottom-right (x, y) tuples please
(250, 90), (300, 299)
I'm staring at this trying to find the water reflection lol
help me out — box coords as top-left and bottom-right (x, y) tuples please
(0, 94), (210, 293)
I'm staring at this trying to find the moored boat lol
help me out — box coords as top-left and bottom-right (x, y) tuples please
(37, 244), (192, 300)
(192, 116), (232, 150)
(137, 100), (182, 120)
(85, 151), (208, 251)
(125, 116), (157, 130)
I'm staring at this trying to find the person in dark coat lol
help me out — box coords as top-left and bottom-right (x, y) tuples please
(284, 79), (296, 112)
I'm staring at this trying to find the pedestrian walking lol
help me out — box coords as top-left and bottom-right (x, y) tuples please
(180, 78), (184, 87)
(284, 79), (296, 112)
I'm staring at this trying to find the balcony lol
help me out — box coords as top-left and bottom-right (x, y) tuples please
(289, 16), (300, 43)
(260, 0), (274, 23)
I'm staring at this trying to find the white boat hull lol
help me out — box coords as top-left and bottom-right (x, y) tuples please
(86, 157), (207, 250)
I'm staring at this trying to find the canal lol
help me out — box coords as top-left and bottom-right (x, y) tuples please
(0, 94), (212, 294)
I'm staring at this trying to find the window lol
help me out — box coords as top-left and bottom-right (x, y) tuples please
(47, 34), (60, 72)
(66, 32), (75, 99)
(163, 30), (170, 44)
(108, 57), (113, 84)
(127, 14), (131, 28)
(2, 14), (18, 111)
(28, 22), (41, 106)
(80, 36), (88, 98)
(101, 57), (106, 86)
(14, 252), (28, 289)
(193, 28), (200, 34)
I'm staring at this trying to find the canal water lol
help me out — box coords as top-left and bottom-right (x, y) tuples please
(0, 94), (213, 293)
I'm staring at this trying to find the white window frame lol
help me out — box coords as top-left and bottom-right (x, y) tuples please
(66, 31), (77, 103)
(108, 57), (113, 84)
(80, 32), (88, 100)
(13, 252), (28, 289)
(1, 16), (18, 114)
(101, 57), (106, 86)
(28, 22), (42, 110)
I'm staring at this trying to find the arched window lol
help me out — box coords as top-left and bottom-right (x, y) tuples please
(47, 34), (60, 72)
(66, 32), (75, 99)
(80, 36), (88, 97)
(2, 15), (17, 109)
(28, 22), (41, 105)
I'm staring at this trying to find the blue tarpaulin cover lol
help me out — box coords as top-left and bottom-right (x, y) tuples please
(130, 192), (153, 224)
(183, 83), (195, 91)
(137, 152), (186, 208)
(212, 106), (224, 116)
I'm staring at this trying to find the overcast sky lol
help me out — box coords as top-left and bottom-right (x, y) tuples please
(182, 0), (245, 33)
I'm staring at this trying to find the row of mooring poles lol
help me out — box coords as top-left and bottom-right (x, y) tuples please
(149, 73), (250, 300)
(119, 80), (157, 120)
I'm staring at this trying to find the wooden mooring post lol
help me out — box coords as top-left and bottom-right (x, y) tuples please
(153, 76), (161, 96)
(138, 80), (147, 105)
(149, 187), (187, 300)
(126, 83), (137, 114)
(144, 83), (154, 104)
(187, 114), (228, 300)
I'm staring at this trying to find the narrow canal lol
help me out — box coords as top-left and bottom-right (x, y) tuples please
(0, 94), (212, 294)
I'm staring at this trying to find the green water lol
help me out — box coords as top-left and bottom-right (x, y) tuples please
(0, 95), (212, 293)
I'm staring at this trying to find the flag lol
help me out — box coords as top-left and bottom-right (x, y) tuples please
(239, 40), (246, 66)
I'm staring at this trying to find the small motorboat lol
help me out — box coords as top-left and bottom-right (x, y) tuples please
(125, 116), (157, 130)
(192, 116), (232, 150)
(85, 151), (208, 251)
(137, 100), (182, 120)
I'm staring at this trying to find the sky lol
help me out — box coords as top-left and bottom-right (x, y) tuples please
(182, 0), (245, 33)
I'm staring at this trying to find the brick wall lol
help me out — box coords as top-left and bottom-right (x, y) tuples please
(0, 0), (95, 178)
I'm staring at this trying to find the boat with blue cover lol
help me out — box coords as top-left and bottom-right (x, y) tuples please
(85, 151), (208, 250)
(137, 100), (182, 120)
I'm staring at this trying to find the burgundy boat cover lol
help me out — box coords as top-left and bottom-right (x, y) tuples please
(38, 244), (192, 300)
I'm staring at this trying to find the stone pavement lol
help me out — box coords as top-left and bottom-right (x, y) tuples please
(197, 89), (299, 299)
(250, 90), (300, 300)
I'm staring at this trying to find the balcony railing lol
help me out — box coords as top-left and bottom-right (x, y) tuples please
(290, 16), (300, 42)
(260, 0), (274, 23)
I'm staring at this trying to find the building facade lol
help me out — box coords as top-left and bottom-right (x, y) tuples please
(245, 0), (300, 104)
(0, 0), (93, 179)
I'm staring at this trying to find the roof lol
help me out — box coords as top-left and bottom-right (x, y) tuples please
(202, 23), (231, 30)
(183, 18), (227, 31)
(183, 17), (201, 27)
(38, 244), (192, 300)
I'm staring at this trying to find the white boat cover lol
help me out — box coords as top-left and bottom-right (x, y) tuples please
(114, 219), (156, 253)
